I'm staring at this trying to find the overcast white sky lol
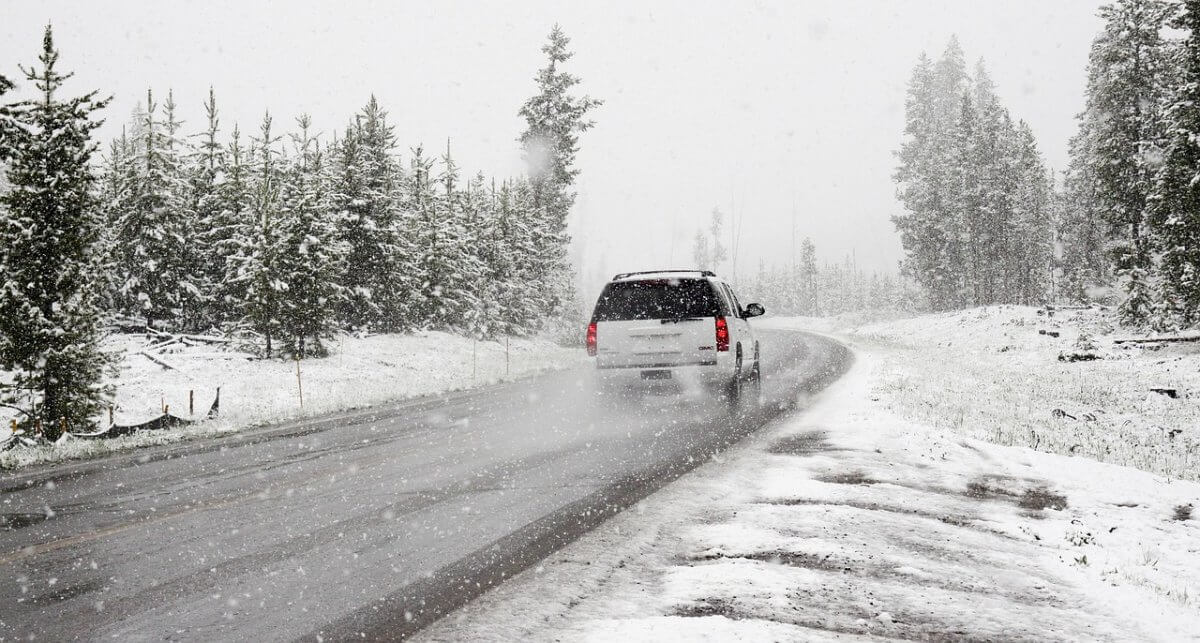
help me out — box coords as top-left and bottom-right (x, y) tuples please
(2, 0), (1106, 296)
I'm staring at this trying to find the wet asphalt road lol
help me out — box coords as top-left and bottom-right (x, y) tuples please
(0, 329), (850, 641)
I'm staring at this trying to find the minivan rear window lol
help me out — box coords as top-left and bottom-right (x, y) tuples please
(591, 279), (721, 322)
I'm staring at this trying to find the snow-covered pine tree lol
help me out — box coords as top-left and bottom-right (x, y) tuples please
(690, 208), (727, 273)
(968, 61), (1020, 305)
(423, 143), (483, 330)
(692, 231), (711, 271)
(1058, 113), (1109, 302)
(800, 238), (819, 315)
(458, 172), (494, 338)
(946, 92), (980, 307)
(407, 144), (438, 326)
(95, 130), (132, 314)
(332, 97), (411, 331)
(1009, 121), (1054, 305)
(213, 124), (252, 325)
(112, 88), (198, 329)
(274, 115), (343, 356)
(189, 87), (227, 329)
(0, 72), (14, 159)
(0, 26), (112, 436)
(518, 25), (601, 320)
(495, 178), (542, 334)
(1081, 0), (1176, 323)
(236, 112), (284, 354)
(162, 90), (205, 329)
(893, 42), (969, 311)
(1151, 0), (1200, 325)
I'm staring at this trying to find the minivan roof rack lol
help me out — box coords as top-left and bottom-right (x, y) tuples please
(611, 269), (716, 280)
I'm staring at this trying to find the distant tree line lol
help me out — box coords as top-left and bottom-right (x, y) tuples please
(740, 238), (910, 318)
(0, 25), (598, 435)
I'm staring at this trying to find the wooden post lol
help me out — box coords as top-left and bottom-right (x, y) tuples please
(10, 419), (16, 435)
(161, 395), (165, 414)
(189, 390), (194, 416)
(59, 417), (67, 437)
(34, 418), (42, 437)
(295, 354), (304, 409)
(109, 405), (114, 426)
(472, 338), (477, 383)
(505, 336), (510, 377)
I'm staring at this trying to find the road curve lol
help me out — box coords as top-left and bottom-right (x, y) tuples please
(0, 329), (850, 641)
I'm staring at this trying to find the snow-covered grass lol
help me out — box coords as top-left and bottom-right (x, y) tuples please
(0, 330), (584, 470)
(417, 318), (1200, 641)
(808, 305), (1200, 482)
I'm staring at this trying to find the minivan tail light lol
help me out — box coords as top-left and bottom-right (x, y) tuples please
(715, 316), (729, 352)
(586, 322), (598, 356)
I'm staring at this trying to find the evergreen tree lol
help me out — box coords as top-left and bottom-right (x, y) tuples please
(237, 112), (284, 354)
(691, 208), (727, 272)
(1080, 0), (1176, 322)
(332, 97), (411, 330)
(491, 178), (542, 334)
(1058, 116), (1109, 302)
(800, 238), (819, 315)
(1151, 0), (1200, 324)
(275, 115), (343, 356)
(947, 92), (982, 306)
(893, 45), (967, 310)
(95, 129), (132, 314)
(190, 87), (226, 328)
(424, 143), (482, 330)
(0, 73), (15, 160)
(111, 88), (198, 328)
(0, 26), (112, 436)
(1011, 122), (1054, 305)
(212, 125), (252, 324)
(518, 25), (601, 319)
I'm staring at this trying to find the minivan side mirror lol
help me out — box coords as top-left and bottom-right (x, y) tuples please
(743, 303), (765, 318)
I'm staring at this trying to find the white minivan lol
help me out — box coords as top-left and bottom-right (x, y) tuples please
(586, 270), (765, 403)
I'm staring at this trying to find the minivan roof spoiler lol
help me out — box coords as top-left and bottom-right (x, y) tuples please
(612, 270), (716, 281)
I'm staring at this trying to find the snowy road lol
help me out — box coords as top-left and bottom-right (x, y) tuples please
(0, 329), (849, 640)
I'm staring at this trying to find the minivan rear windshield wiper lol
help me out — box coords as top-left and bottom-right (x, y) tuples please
(661, 317), (704, 324)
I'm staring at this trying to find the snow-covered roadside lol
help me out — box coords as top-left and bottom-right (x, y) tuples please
(789, 305), (1200, 483)
(0, 331), (584, 470)
(417, 343), (1200, 641)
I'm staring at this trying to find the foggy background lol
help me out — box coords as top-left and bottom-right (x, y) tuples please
(1, 0), (1105, 300)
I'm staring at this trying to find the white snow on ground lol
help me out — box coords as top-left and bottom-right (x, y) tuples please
(418, 314), (1200, 642)
(771, 305), (1200, 482)
(0, 331), (583, 470)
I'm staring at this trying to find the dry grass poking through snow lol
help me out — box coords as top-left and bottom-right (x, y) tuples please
(844, 306), (1200, 482)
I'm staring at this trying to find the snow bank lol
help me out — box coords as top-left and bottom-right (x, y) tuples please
(1, 331), (584, 470)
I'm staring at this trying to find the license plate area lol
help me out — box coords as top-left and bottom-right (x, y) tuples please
(640, 369), (672, 380)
